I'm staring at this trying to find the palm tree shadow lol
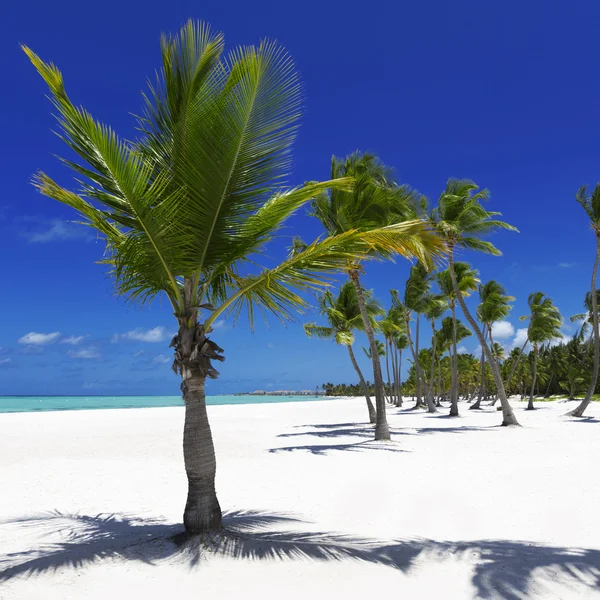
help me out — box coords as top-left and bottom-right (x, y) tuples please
(271, 422), (492, 454)
(2, 510), (600, 600)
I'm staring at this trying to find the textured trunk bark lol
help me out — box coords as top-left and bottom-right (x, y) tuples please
(182, 373), (222, 533)
(390, 342), (399, 406)
(347, 344), (377, 423)
(436, 358), (442, 406)
(527, 343), (539, 410)
(426, 319), (438, 413)
(449, 302), (459, 417)
(569, 235), (600, 417)
(385, 339), (393, 403)
(471, 327), (486, 410)
(449, 249), (520, 426)
(405, 311), (425, 409)
(395, 349), (404, 407)
(350, 271), (390, 440)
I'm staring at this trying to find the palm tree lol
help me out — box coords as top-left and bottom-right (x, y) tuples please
(436, 263), (479, 415)
(379, 303), (407, 404)
(402, 263), (433, 409)
(23, 22), (441, 531)
(304, 282), (384, 423)
(568, 185), (600, 417)
(431, 179), (520, 426)
(392, 332), (409, 407)
(435, 316), (472, 404)
(423, 295), (448, 413)
(311, 154), (444, 439)
(521, 292), (562, 410)
(474, 280), (514, 409)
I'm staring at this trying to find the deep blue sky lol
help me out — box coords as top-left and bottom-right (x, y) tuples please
(1, 0), (599, 395)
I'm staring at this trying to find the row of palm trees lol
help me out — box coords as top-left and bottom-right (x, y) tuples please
(23, 20), (600, 533)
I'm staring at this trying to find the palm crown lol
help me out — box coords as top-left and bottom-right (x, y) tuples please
(576, 184), (600, 231)
(23, 22), (426, 339)
(436, 262), (480, 307)
(304, 282), (383, 346)
(523, 292), (562, 346)
(476, 281), (514, 327)
(431, 179), (518, 254)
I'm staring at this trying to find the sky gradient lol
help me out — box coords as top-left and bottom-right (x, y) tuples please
(1, 0), (599, 395)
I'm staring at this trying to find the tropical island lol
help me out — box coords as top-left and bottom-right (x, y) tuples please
(1, 16), (600, 600)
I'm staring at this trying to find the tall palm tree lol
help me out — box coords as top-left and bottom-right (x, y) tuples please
(392, 332), (409, 407)
(521, 292), (562, 410)
(435, 316), (472, 404)
(423, 295), (448, 413)
(474, 280), (514, 409)
(436, 263), (479, 415)
(431, 179), (520, 426)
(311, 154), (445, 439)
(379, 302), (406, 405)
(567, 185), (600, 417)
(402, 263), (433, 409)
(304, 282), (384, 423)
(24, 22), (442, 531)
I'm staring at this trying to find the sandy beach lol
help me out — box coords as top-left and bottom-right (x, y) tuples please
(1, 397), (599, 599)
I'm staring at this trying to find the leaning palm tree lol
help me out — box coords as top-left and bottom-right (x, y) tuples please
(521, 292), (562, 410)
(392, 332), (409, 406)
(474, 280), (514, 409)
(311, 154), (445, 439)
(436, 263), (479, 415)
(570, 290), (600, 339)
(431, 179), (520, 426)
(402, 263), (433, 409)
(423, 295), (447, 413)
(304, 282), (384, 423)
(23, 22), (443, 532)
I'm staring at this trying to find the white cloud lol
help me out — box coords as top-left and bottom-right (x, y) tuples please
(557, 262), (576, 268)
(547, 333), (572, 348)
(22, 219), (91, 244)
(267, 343), (275, 349)
(133, 350), (145, 358)
(18, 332), (61, 345)
(457, 346), (468, 354)
(491, 321), (515, 340)
(153, 354), (171, 364)
(61, 335), (84, 345)
(113, 326), (168, 343)
(511, 328), (529, 350)
(68, 348), (100, 359)
(0, 358), (11, 365)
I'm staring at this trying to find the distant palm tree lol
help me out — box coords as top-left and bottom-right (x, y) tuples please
(569, 185), (600, 417)
(431, 179), (520, 426)
(521, 292), (562, 410)
(304, 282), (384, 423)
(392, 332), (409, 407)
(423, 295), (448, 413)
(379, 302), (406, 405)
(312, 154), (445, 439)
(402, 263), (433, 409)
(23, 22), (439, 532)
(435, 316), (472, 405)
(363, 340), (386, 359)
(475, 281), (514, 409)
(436, 263), (479, 415)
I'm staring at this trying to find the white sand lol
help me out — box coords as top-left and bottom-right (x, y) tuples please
(1, 397), (599, 599)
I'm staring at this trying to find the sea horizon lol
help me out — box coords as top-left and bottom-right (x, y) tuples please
(0, 394), (336, 414)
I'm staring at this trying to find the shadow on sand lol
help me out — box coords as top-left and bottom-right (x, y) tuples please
(1, 510), (599, 600)
(269, 422), (492, 454)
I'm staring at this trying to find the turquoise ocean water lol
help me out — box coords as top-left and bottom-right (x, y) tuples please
(0, 394), (331, 414)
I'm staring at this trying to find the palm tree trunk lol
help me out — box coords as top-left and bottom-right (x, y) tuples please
(427, 319), (438, 413)
(448, 249), (520, 426)
(415, 314), (423, 406)
(527, 343), (539, 410)
(349, 271), (390, 440)
(405, 312), (426, 409)
(395, 349), (404, 407)
(385, 338), (393, 403)
(347, 344), (377, 423)
(471, 334), (486, 410)
(569, 235), (600, 417)
(436, 358), (443, 406)
(182, 373), (222, 533)
(449, 302), (459, 416)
